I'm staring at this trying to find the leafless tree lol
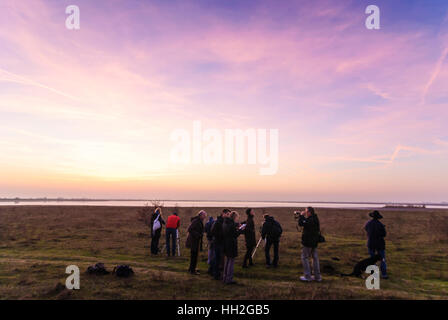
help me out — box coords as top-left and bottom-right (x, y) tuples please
(137, 200), (164, 227)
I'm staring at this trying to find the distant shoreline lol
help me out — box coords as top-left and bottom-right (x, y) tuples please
(0, 198), (447, 209)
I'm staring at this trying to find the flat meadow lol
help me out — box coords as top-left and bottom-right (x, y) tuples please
(0, 205), (447, 299)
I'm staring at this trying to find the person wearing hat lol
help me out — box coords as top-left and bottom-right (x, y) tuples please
(365, 210), (388, 279)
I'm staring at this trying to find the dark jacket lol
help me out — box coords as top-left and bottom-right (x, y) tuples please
(261, 216), (282, 242)
(150, 213), (165, 237)
(222, 217), (244, 258)
(186, 216), (204, 250)
(210, 216), (224, 246)
(243, 215), (256, 247)
(205, 217), (215, 241)
(298, 214), (320, 248)
(365, 219), (386, 250)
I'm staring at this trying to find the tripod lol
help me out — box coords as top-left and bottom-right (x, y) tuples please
(160, 229), (181, 256)
(251, 237), (264, 259)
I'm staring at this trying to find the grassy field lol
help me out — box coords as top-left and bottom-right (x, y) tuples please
(0, 205), (447, 300)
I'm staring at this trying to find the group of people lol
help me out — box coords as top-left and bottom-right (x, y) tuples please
(185, 208), (259, 284)
(149, 206), (388, 284)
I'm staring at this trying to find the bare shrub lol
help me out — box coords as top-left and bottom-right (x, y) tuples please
(137, 200), (164, 226)
(150, 200), (164, 208)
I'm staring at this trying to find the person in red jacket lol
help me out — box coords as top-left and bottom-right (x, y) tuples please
(166, 212), (180, 257)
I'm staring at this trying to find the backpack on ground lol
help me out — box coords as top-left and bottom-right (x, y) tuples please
(86, 263), (110, 275)
(113, 265), (134, 277)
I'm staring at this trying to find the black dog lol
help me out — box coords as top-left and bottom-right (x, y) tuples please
(340, 255), (382, 277)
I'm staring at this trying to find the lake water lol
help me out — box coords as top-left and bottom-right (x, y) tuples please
(0, 200), (447, 209)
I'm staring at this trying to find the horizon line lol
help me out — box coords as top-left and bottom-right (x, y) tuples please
(0, 197), (447, 206)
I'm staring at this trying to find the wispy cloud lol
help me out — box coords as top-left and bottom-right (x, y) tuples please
(0, 67), (79, 101)
(421, 47), (448, 105)
(330, 143), (448, 166)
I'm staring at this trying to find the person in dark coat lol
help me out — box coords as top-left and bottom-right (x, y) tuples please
(204, 216), (215, 274)
(242, 208), (256, 268)
(210, 209), (230, 280)
(298, 207), (321, 282)
(150, 208), (165, 255)
(222, 211), (245, 284)
(186, 210), (207, 275)
(261, 214), (282, 268)
(365, 210), (388, 279)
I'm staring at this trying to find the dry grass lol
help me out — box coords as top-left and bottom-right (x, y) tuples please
(0, 205), (447, 300)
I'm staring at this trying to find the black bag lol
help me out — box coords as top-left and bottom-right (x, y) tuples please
(316, 214), (325, 243)
(318, 232), (326, 243)
(86, 263), (110, 275)
(113, 265), (134, 277)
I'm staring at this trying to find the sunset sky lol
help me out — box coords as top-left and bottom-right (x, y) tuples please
(1, 0), (447, 202)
